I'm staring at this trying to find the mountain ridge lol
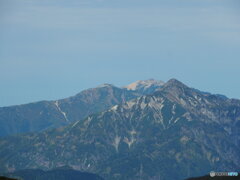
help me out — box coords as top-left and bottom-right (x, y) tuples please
(0, 79), (239, 180)
(0, 79), (164, 137)
(2, 168), (104, 180)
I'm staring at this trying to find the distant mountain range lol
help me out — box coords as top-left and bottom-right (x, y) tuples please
(0, 80), (164, 137)
(0, 79), (239, 180)
(2, 167), (104, 180)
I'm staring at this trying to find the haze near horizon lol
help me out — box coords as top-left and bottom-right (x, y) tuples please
(0, 0), (240, 106)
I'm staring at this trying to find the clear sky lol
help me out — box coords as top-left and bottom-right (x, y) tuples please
(0, 0), (240, 107)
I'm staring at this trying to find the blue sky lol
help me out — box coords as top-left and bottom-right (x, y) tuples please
(0, 0), (240, 106)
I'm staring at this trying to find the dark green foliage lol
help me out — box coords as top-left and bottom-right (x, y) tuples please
(0, 177), (17, 180)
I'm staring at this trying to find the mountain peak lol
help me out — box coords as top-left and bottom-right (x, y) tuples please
(124, 79), (164, 91)
(97, 83), (116, 88)
(154, 78), (191, 102)
(163, 78), (188, 89)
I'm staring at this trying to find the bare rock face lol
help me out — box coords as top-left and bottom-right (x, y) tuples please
(124, 79), (164, 94)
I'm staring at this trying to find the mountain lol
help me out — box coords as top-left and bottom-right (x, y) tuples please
(0, 79), (239, 180)
(0, 84), (140, 137)
(0, 80), (165, 137)
(2, 168), (104, 180)
(124, 79), (164, 94)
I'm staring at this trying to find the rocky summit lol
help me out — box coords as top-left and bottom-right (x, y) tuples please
(123, 79), (164, 94)
(0, 79), (239, 180)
